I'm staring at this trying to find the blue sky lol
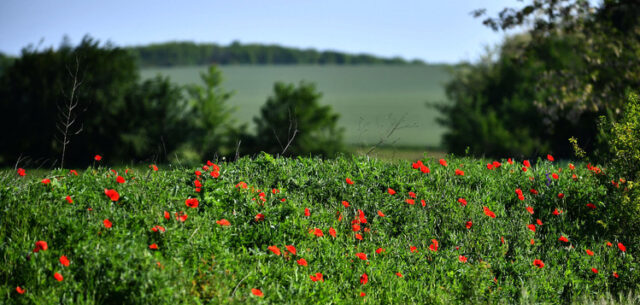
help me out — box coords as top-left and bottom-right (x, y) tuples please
(0, 1), (575, 63)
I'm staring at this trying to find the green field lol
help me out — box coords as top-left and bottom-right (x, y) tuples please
(141, 65), (452, 148)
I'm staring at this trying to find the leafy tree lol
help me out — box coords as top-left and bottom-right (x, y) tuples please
(252, 82), (344, 157)
(183, 65), (247, 158)
(436, 0), (640, 158)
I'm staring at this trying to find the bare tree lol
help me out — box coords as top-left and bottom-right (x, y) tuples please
(365, 113), (416, 156)
(272, 108), (299, 156)
(56, 57), (83, 168)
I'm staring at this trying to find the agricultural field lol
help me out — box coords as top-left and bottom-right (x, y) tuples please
(1, 153), (638, 304)
(141, 65), (452, 148)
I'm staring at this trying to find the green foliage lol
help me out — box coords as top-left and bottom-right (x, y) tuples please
(0, 155), (637, 304)
(183, 65), (247, 158)
(128, 41), (420, 67)
(438, 0), (640, 158)
(252, 82), (345, 157)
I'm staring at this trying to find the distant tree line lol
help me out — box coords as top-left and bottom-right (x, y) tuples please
(127, 41), (425, 67)
(0, 37), (344, 167)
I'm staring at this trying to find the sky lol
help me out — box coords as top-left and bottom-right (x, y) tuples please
(1, 1), (540, 63)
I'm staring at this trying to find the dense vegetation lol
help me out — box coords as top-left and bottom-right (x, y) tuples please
(1, 153), (637, 304)
(127, 41), (424, 67)
(0, 38), (345, 167)
(435, 0), (640, 159)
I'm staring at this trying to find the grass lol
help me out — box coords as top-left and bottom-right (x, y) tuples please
(1, 153), (637, 304)
(140, 65), (452, 147)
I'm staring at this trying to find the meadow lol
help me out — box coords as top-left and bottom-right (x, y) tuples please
(2, 153), (637, 304)
(141, 65), (452, 148)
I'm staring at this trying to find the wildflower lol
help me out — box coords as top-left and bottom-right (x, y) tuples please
(69, 169), (78, 176)
(216, 219), (230, 226)
(408, 191), (416, 198)
(310, 228), (324, 237)
(429, 239), (439, 252)
(94, 155), (102, 161)
(164, 211), (170, 220)
(346, 178), (354, 185)
(33, 241), (48, 253)
(310, 273), (324, 282)
(255, 213), (265, 222)
(558, 236), (569, 243)
(483, 206), (496, 218)
(459, 255), (468, 263)
(149, 244), (159, 250)
(54, 272), (63, 281)
(455, 169), (464, 176)
(552, 173), (559, 180)
(618, 242), (626, 252)
(268, 245), (281, 256)
(376, 248), (385, 254)
(439, 159), (448, 166)
(536, 219), (543, 226)
(329, 227), (336, 238)
(41, 178), (51, 184)
(553, 208), (561, 216)
(557, 193), (565, 199)
(16, 286), (25, 294)
(420, 165), (430, 173)
(458, 198), (467, 207)
(360, 273), (368, 285)
(507, 158), (513, 164)
(104, 189), (120, 201)
(613, 272), (619, 278)
(529, 189), (538, 195)
(297, 258), (308, 266)
(523, 160), (531, 168)
(356, 253), (367, 260)
(586, 203), (596, 210)
(533, 259), (544, 268)
(285, 245), (296, 255)
(465, 221), (473, 229)
(185, 198), (199, 208)
(410, 246), (417, 253)
(406, 199), (415, 205)
(251, 288), (264, 297)
(526, 206), (534, 214)
(396, 272), (403, 277)
(377, 210), (386, 217)
(17, 168), (26, 176)
(586, 249), (594, 256)
(151, 225), (166, 233)
(175, 212), (188, 222)
(103, 219), (112, 229)
(116, 175), (125, 183)
(592, 268), (599, 274)
(210, 171), (220, 178)
(527, 224), (536, 232)
(150, 164), (158, 171)
(342, 200), (350, 207)
(355, 233), (363, 240)
(304, 208), (310, 217)
(547, 154), (554, 162)
(59, 255), (69, 267)
(387, 188), (396, 195)
(65, 196), (73, 204)
(360, 292), (366, 297)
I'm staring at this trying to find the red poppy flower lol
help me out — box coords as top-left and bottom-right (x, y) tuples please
(558, 236), (569, 243)
(592, 268), (599, 274)
(297, 258), (308, 266)
(304, 208), (310, 217)
(210, 171), (220, 178)
(360, 273), (368, 285)
(405, 199), (415, 205)
(285, 245), (296, 255)
(329, 227), (336, 238)
(376, 248), (385, 254)
(410, 246), (417, 253)
(553, 208), (561, 215)
(458, 255), (468, 263)
(69, 169), (77, 176)
(387, 188), (396, 195)
(355, 233), (363, 240)
(103, 219), (112, 228)
(523, 160), (531, 168)
(164, 211), (170, 220)
(547, 154), (554, 162)
(501, 236), (505, 244)
(586, 203), (596, 210)
(536, 219), (543, 226)
(216, 219), (230, 226)
(618, 242), (626, 252)
(586, 249), (594, 256)
(268, 245), (281, 255)
(487, 163), (494, 170)
(194, 170), (202, 176)
(395, 272), (403, 277)
(116, 176), (125, 184)
(194, 180), (202, 188)
(94, 155), (102, 161)
(54, 272), (63, 281)
(59, 255), (69, 267)
(360, 292), (366, 297)
(465, 221), (473, 229)
(613, 272), (619, 278)
(507, 158), (513, 164)
(175, 212), (188, 222)
(16, 286), (25, 294)
(185, 198), (199, 208)
(33, 240), (48, 253)
(557, 193), (564, 199)
(251, 288), (263, 297)
(412, 161), (422, 169)
(492, 161), (501, 168)
(309, 228), (323, 237)
(342, 200), (350, 207)
(151, 225), (166, 233)
(41, 178), (51, 184)
(606, 241), (613, 247)
(526, 206), (534, 214)
(530, 239), (535, 245)
(420, 165), (430, 173)
(529, 189), (538, 195)
(310, 273), (324, 282)
(458, 198), (467, 207)
(454, 169), (464, 176)
(533, 259), (544, 268)
(483, 206), (496, 218)
(439, 159), (448, 167)
(17, 168), (26, 177)
(358, 210), (367, 223)
(551, 173), (559, 180)
(527, 224), (536, 232)
(65, 195), (73, 204)
(352, 224), (361, 232)
(345, 178), (354, 185)
(149, 243), (159, 250)
(429, 239), (439, 252)
(255, 213), (265, 222)
(515, 188), (523, 195)
(104, 189), (120, 201)
(522, 167), (528, 172)
(377, 210), (386, 217)
(149, 164), (158, 171)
